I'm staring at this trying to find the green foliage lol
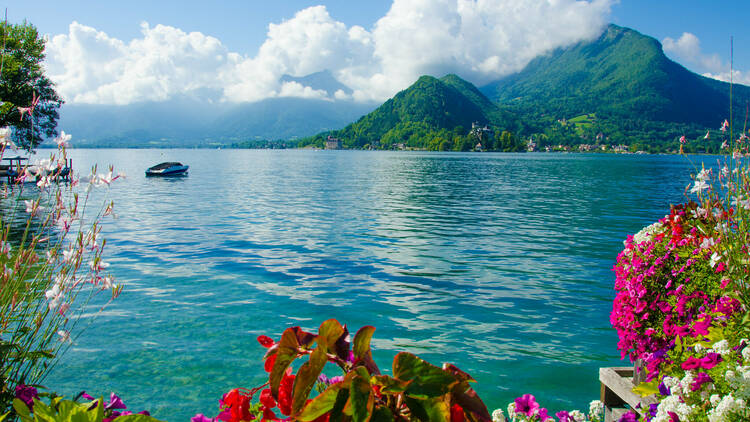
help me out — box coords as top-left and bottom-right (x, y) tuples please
(13, 397), (162, 422)
(480, 24), (750, 151)
(298, 74), (521, 151)
(0, 20), (63, 150)
(262, 320), (491, 422)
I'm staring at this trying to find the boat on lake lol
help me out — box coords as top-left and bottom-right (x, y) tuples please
(145, 162), (189, 177)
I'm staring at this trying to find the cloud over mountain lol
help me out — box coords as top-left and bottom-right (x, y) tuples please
(46, 0), (615, 105)
(663, 32), (750, 86)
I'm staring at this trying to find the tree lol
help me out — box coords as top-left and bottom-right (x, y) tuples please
(0, 21), (63, 150)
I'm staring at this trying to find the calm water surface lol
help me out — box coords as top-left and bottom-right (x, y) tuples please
(40, 149), (710, 420)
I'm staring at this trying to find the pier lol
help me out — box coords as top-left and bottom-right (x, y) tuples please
(0, 156), (73, 183)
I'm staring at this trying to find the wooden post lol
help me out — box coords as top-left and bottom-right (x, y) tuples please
(599, 367), (657, 422)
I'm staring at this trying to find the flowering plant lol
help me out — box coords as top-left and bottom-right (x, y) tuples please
(195, 319), (492, 422)
(488, 396), (603, 422)
(10, 386), (161, 422)
(0, 131), (123, 415)
(610, 119), (750, 420)
(611, 200), (739, 382)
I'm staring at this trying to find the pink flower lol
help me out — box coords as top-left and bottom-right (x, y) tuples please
(721, 119), (729, 133)
(681, 356), (702, 370)
(700, 353), (722, 370)
(679, 135), (686, 144)
(514, 394), (539, 417)
(691, 372), (713, 391)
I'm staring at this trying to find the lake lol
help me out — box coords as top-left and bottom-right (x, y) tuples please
(40, 149), (707, 420)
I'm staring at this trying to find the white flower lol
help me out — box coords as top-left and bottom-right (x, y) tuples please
(588, 400), (603, 421)
(710, 394), (721, 407)
(710, 252), (722, 268)
(0, 240), (11, 259)
(568, 410), (585, 422)
(45, 284), (61, 301)
(632, 222), (665, 244)
(691, 179), (711, 194)
(507, 403), (516, 420)
(733, 196), (750, 210)
(62, 248), (76, 263)
(708, 393), (747, 422)
(57, 330), (71, 343)
(101, 275), (115, 290)
(743, 347), (750, 363)
(492, 409), (506, 422)
(89, 260), (104, 272)
(700, 238), (717, 250)
(712, 340), (732, 357)
(697, 168), (711, 181)
(55, 131), (71, 148)
(695, 343), (707, 354)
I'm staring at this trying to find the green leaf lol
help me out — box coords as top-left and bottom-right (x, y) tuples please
(632, 378), (659, 397)
(392, 352), (458, 398)
(452, 388), (491, 422)
(350, 374), (373, 422)
(0, 411), (8, 422)
(271, 327), (306, 398)
(403, 396), (451, 422)
(353, 326), (375, 359)
(297, 381), (347, 421)
(12, 399), (31, 422)
(371, 375), (411, 394)
(318, 319), (345, 348)
(370, 405), (395, 422)
(292, 345), (330, 415)
(353, 326), (380, 375)
(329, 388), (350, 422)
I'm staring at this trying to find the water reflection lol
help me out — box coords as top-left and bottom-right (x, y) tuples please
(42, 149), (704, 420)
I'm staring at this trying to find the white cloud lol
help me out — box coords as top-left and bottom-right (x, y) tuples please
(663, 32), (723, 73)
(46, 0), (616, 105)
(662, 32), (750, 85)
(46, 22), (231, 104)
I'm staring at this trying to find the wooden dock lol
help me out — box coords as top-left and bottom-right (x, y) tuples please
(599, 365), (657, 421)
(0, 156), (73, 183)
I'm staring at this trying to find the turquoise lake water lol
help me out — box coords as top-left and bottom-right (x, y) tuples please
(39, 149), (708, 420)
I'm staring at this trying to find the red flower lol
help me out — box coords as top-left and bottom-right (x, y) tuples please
(257, 335), (275, 347)
(450, 404), (465, 422)
(264, 354), (277, 373)
(277, 372), (295, 416)
(221, 389), (253, 422)
(260, 389), (276, 409)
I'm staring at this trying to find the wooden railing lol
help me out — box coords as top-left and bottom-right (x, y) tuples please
(599, 366), (657, 422)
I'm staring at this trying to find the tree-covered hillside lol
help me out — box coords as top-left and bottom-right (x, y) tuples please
(481, 24), (750, 151)
(299, 74), (523, 151)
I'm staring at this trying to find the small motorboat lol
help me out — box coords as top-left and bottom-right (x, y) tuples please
(145, 162), (189, 177)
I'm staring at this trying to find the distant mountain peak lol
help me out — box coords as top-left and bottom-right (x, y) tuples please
(280, 70), (353, 97)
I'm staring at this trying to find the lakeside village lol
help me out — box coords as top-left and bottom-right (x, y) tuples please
(320, 123), (647, 154)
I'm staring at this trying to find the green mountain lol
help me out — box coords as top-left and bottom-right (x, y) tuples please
(300, 74), (521, 150)
(480, 24), (750, 150)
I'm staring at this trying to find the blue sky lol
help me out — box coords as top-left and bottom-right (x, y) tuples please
(2, 0), (748, 105)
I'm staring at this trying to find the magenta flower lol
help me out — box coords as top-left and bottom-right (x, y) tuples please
(556, 410), (571, 422)
(690, 372), (713, 391)
(514, 394), (539, 417)
(192, 414), (215, 422)
(700, 353), (722, 370)
(105, 392), (126, 410)
(15, 385), (39, 410)
(619, 410), (638, 422)
(681, 356), (702, 370)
